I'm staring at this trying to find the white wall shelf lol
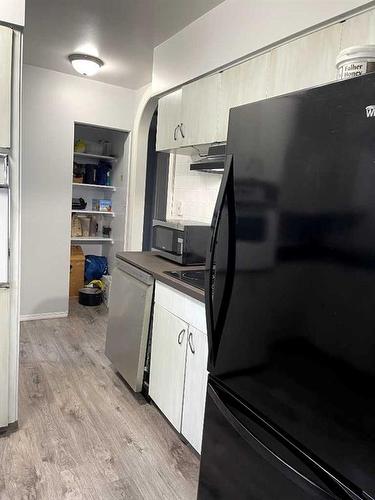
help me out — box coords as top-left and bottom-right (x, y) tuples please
(71, 237), (113, 244)
(72, 182), (116, 191)
(74, 152), (118, 162)
(71, 210), (115, 217)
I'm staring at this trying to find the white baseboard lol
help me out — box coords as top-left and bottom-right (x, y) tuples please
(20, 311), (68, 322)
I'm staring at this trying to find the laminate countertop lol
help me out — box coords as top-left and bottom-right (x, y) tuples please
(116, 251), (205, 303)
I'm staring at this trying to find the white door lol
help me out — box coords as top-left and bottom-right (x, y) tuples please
(0, 288), (10, 427)
(0, 184), (8, 285)
(149, 303), (188, 431)
(0, 26), (12, 148)
(156, 88), (183, 151)
(182, 325), (209, 453)
(268, 23), (341, 98)
(217, 53), (271, 142)
(180, 73), (221, 147)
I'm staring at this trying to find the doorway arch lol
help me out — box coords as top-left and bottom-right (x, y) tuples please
(125, 86), (158, 250)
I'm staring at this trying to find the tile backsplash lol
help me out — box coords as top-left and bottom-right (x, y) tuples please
(167, 154), (221, 224)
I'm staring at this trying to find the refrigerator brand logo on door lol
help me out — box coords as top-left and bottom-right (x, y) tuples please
(365, 105), (375, 118)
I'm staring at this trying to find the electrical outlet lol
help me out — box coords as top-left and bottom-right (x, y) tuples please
(176, 200), (183, 217)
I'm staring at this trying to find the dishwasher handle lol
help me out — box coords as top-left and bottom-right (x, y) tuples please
(116, 259), (154, 285)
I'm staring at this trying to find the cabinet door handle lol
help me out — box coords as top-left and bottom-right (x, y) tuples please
(179, 123), (185, 139)
(188, 331), (195, 354)
(173, 125), (179, 141)
(178, 329), (186, 345)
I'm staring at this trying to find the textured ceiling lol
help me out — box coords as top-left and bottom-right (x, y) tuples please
(24, 0), (224, 89)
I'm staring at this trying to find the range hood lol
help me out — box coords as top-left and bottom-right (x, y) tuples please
(190, 144), (226, 173)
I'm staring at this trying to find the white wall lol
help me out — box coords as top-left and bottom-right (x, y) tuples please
(21, 65), (136, 318)
(167, 154), (221, 224)
(125, 84), (158, 251)
(0, 0), (25, 27)
(152, 0), (374, 93)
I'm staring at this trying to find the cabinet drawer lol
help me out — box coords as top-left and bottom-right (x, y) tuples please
(154, 281), (206, 333)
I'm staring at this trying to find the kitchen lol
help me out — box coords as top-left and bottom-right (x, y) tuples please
(0, 0), (375, 499)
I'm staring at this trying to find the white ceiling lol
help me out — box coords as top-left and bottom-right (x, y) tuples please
(24, 0), (224, 89)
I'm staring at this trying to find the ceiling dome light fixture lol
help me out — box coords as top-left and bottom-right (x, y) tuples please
(68, 53), (104, 76)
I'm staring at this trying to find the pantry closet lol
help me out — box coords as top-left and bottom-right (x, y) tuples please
(69, 122), (129, 308)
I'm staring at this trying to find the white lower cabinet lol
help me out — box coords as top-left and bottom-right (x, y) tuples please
(150, 282), (209, 453)
(182, 325), (208, 453)
(149, 303), (188, 431)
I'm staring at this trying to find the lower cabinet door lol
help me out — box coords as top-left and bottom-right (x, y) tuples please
(182, 326), (208, 453)
(149, 303), (188, 431)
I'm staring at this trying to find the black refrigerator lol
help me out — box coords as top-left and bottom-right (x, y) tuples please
(198, 73), (375, 500)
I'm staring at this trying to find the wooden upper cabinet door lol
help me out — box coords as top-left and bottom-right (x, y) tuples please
(182, 326), (209, 453)
(0, 27), (12, 149)
(149, 303), (188, 431)
(217, 53), (271, 142)
(340, 9), (375, 48)
(180, 73), (220, 147)
(268, 24), (342, 98)
(156, 88), (182, 151)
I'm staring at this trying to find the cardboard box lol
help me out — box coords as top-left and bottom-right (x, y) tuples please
(70, 246), (85, 297)
(92, 199), (112, 212)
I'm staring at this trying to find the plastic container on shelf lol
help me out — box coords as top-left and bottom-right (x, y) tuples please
(85, 140), (104, 155)
(78, 216), (91, 237)
(71, 214), (82, 237)
(336, 45), (375, 80)
(84, 164), (96, 184)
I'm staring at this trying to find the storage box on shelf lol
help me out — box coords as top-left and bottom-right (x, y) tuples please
(69, 246), (85, 297)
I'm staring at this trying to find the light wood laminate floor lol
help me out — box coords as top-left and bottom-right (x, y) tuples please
(0, 301), (200, 500)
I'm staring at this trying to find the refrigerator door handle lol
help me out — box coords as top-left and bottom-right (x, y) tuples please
(0, 153), (9, 187)
(209, 385), (363, 500)
(205, 154), (235, 367)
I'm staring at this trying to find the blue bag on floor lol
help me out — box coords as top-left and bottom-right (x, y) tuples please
(85, 255), (108, 282)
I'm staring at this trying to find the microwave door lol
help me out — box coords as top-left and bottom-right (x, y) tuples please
(0, 154), (9, 287)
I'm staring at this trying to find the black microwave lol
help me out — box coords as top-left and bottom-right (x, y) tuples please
(152, 219), (210, 265)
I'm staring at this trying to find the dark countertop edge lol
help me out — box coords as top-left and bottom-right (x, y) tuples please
(116, 251), (205, 303)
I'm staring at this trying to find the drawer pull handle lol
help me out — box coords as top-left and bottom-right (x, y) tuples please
(188, 332), (195, 354)
(173, 125), (179, 141)
(178, 329), (186, 345)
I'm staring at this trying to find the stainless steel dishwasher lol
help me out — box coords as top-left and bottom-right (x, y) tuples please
(105, 258), (154, 392)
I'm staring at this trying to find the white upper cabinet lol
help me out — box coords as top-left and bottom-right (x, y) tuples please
(340, 9), (375, 48)
(149, 303), (188, 431)
(0, 0), (25, 27)
(156, 74), (221, 151)
(155, 10), (375, 152)
(156, 88), (182, 151)
(0, 26), (12, 148)
(268, 24), (342, 98)
(217, 53), (271, 142)
(180, 73), (221, 147)
(181, 325), (208, 453)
